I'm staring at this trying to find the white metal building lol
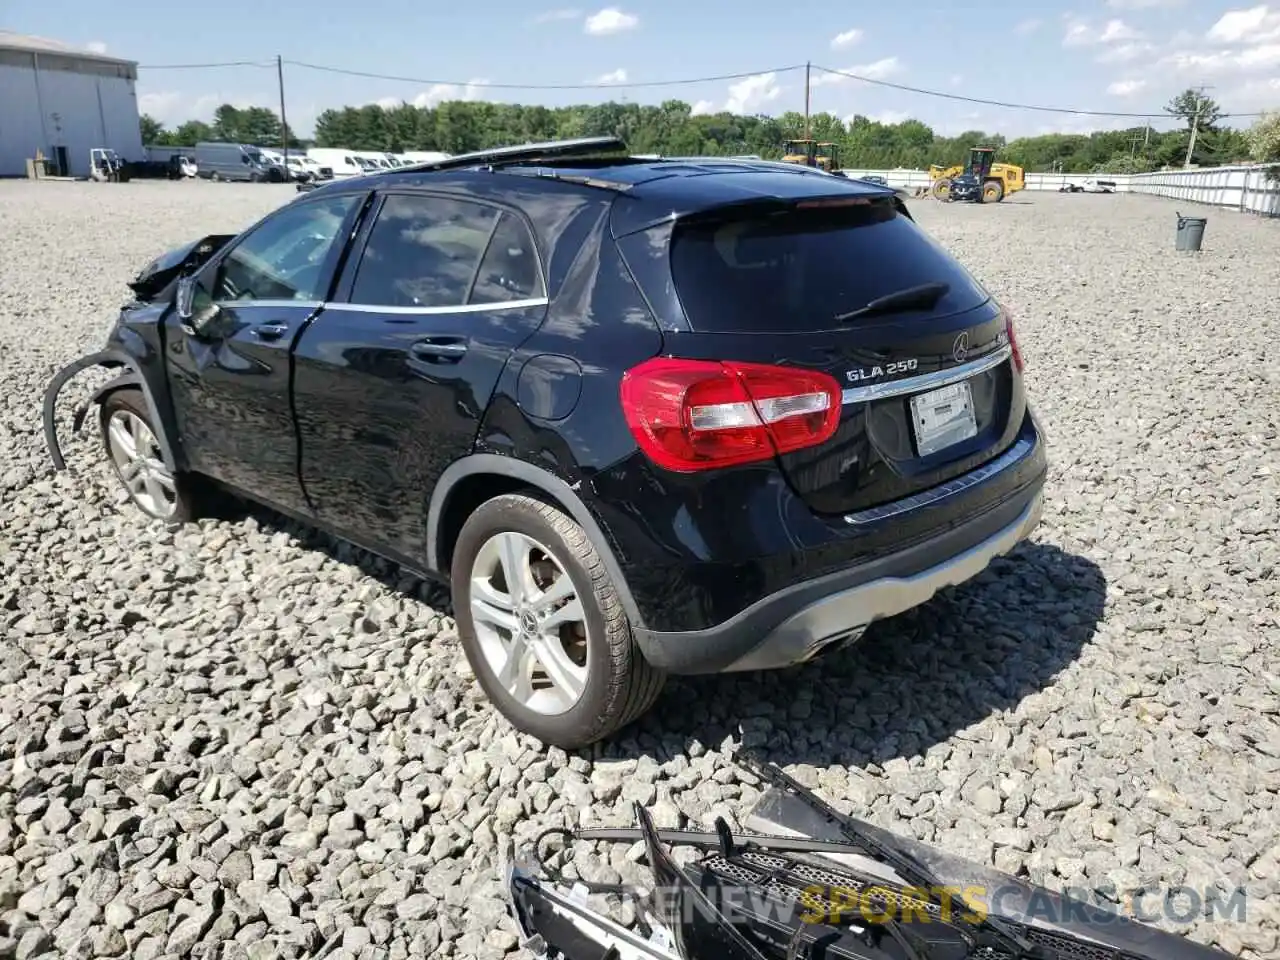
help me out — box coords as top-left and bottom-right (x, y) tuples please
(0, 31), (143, 178)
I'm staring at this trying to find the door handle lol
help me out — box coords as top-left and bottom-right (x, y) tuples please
(253, 323), (289, 340)
(409, 339), (468, 362)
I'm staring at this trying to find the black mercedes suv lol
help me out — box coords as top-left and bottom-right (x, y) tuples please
(45, 137), (1047, 749)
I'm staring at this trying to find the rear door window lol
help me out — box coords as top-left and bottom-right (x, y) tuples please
(349, 194), (499, 308)
(668, 199), (990, 333)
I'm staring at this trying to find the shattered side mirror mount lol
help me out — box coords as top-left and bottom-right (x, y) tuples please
(175, 275), (222, 339)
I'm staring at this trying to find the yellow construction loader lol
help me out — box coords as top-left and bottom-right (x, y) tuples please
(919, 146), (1025, 203)
(781, 139), (842, 174)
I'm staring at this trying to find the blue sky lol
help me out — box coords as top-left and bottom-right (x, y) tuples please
(10, 0), (1280, 138)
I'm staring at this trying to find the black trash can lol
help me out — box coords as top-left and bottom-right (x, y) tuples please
(1175, 211), (1207, 252)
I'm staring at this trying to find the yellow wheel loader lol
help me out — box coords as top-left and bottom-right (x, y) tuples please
(920, 146), (1025, 203)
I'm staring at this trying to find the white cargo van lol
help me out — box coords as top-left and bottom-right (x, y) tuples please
(307, 148), (367, 179)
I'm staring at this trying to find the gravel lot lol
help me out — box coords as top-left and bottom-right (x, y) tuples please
(1, 179), (1277, 960)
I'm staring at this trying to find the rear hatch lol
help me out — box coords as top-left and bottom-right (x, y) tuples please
(618, 194), (1027, 516)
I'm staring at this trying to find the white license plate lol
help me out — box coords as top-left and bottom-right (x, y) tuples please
(910, 381), (978, 457)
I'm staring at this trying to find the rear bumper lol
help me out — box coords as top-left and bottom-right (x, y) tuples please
(630, 451), (1046, 675)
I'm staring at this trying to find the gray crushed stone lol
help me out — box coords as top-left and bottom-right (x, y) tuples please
(0, 180), (1276, 959)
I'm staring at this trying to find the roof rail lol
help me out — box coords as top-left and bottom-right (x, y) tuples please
(394, 136), (628, 174)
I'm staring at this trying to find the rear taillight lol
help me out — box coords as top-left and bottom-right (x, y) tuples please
(1004, 311), (1025, 373)
(620, 358), (842, 472)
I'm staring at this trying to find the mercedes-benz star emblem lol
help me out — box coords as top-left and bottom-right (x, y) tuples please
(952, 332), (970, 363)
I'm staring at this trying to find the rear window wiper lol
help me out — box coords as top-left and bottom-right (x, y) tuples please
(834, 281), (950, 322)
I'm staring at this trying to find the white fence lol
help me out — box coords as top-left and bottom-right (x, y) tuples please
(843, 164), (1280, 217)
(1126, 165), (1279, 216)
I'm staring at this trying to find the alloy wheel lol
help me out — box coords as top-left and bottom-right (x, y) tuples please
(105, 409), (178, 519)
(469, 531), (590, 716)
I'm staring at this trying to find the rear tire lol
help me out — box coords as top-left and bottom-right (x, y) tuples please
(451, 493), (666, 750)
(931, 178), (952, 201)
(983, 179), (1004, 203)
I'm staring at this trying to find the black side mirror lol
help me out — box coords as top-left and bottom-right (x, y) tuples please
(175, 275), (222, 338)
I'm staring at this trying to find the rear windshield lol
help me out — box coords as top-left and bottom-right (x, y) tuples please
(669, 200), (989, 333)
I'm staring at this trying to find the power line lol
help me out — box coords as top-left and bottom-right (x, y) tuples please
(280, 59), (807, 90)
(810, 65), (1266, 120)
(137, 59), (275, 70)
(133, 56), (1268, 120)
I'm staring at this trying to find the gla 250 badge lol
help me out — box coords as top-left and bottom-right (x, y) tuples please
(845, 327), (1008, 384)
(845, 357), (919, 383)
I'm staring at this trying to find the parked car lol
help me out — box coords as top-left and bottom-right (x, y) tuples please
(43, 136), (1047, 749)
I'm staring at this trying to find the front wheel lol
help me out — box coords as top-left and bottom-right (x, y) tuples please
(983, 179), (1005, 203)
(100, 390), (201, 524)
(451, 493), (666, 749)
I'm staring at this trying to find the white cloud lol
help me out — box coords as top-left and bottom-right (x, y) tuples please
(584, 7), (638, 34)
(1064, 17), (1142, 46)
(411, 79), (490, 108)
(1100, 19), (1141, 42)
(1096, 41), (1155, 63)
(950, 74), (963, 86)
(831, 28), (863, 48)
(1207, 5), (1280, 44)
(1225, 75), (1280, 110)
(594, 68), (627, 84)
(935, 111), (986, 136)
(1107, 0), (1182, 7)
(189, 95), (226, 119)
(535, 7), (580, 21)
(1014, 18), (1042, 35)
(855, 56), (901, 80)
(138, 91), (271, 126)
(86, 40), (108, 54)
(138, 91), (183, 123)
(724, 72), (782, 114)
(691, 99), (716, 115)
(868, 110), (910, 125)
(1107, 78), (1149, 96)
(811, 57), (902, 86)
(1032, 112), (1138, 136)
(1160, 42), (1280, 75)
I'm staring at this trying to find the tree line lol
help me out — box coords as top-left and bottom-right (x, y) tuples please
(140, 89), (1277, 175)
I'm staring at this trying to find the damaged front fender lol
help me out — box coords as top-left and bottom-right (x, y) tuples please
(43, 349), (178, 474)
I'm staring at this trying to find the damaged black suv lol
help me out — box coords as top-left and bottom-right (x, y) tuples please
(46, 136), (1047, 749)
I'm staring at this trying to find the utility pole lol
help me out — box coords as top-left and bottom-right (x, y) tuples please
(277, 54), (289, 173)
(1184, 84), (1212, 169)
(1127, 134), (1143, 160)
(803, 62), (811, 140)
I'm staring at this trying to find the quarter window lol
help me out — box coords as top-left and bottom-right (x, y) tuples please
(214, 194), (359, 303)
(470, 212), (545, 304)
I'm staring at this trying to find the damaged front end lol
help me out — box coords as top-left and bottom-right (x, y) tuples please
(507, 755), (1238, 960)
(41, 233), (235, 471)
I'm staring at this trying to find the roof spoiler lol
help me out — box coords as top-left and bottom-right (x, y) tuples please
(394, 136), (628, 174)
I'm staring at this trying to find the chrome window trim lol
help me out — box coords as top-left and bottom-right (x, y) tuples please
(842, 433), (1036, 525)
(321, 297), (550, 315)
(213, 299), (324, 309)
(841, 344), (1013, 405)
(207, 297), (550, 314)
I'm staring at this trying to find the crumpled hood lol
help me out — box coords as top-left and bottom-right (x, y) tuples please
(127, 233), (236, 301)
